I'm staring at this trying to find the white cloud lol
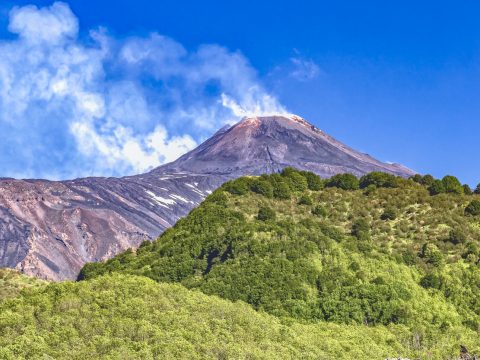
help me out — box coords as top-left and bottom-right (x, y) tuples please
(0, 2), (287, 179)
(290, 57), (321, 81)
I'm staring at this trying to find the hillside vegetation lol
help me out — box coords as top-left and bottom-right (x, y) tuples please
(78, 169), (480, 357)
(0, 268), (46, 301)
(1, 169), (479, 359)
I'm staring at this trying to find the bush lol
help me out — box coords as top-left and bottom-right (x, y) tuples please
(465, 200), (480, 216)
(380, 208), (397, 221)
(326, 173), (359, 190)
(250, 179), (274, 198)
(257, 206), (276, 221)
(448, 228), (468, 245)
(420, 273), (443, 289)
(312, 205), (327, 217)
(298, 195), (313, 205)
(420, 243), (444, 267)
(409, 174), (423, 183)
(359, 172), (398, 189)
(351, 218), (370, 241)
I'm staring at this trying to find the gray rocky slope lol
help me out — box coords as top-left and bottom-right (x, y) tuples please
(0, 114), (414, 280)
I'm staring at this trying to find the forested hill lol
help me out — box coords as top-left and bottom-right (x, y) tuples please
(1, 169), (480, 359)
(79, 169), (480, 357)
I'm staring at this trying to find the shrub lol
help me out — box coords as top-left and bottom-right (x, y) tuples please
(351, 218), (370, 241)
(380, 208), (397, 221)
(465, 200), (480, 216)
(250, 179), (274, 198)
(312, 205), (327, 217)
(448, 228), (468, 245)
(257, 206), (276, 221)
(441, 175), (464, 195)
(298, 195), (313, 205)
(359, 172), (398, 189)
(420, 243), (444, 267)
(420, 273), (443, 289)
(326, 173), (359, 190)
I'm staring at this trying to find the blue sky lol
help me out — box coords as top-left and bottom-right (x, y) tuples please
(0, 1), (479, 185)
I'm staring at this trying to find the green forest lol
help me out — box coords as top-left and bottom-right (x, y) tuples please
(1, 169), (480, 359)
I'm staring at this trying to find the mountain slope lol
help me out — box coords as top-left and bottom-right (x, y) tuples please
(0, 114), (413, 280)
(80, 170), (480, 356)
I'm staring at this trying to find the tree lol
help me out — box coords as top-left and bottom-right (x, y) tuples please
(298, 195), (313, 205)
(326, 173), (359, 190)
(463, 184), (473, 195)
(409, 174), (423, 184)
(441, 175), (464, 195)
(465, 200), (480, 216)
(475, 183), (480, 195)
(428, 179), (445, 195)
(300, 171), (324, 191)
(272, 181), (292, 200)
(420, 174), (435, 187)
(281, 168), (308, 192)
(223, 179), (250, 195)
(250, 179), (274, 198)
(352, 218), (370, 241)
(359, 172), (398, 189)
(257, 206), (276, 221)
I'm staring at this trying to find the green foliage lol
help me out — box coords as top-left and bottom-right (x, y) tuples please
(223, 178), (251, 195)
(257, 206), (276, 221)
(77, 170), (480, 358)
(463, 184), (473, 195)
(429, 179), (446, 195)
(2, 274), (432, 360)
(475, 183), (480, 195)
(300, 171), (325, 191)
(359, 172), (398, 189)
(298, 194), (313, 205)
(351, 218), (371, 240)
(380, 208), (397, 221)
(465, 200), (480, 216)
(0, 269), (46, 302)
(420, 174), (435, 187)
(326, 173), (359, 190)
(250, 179), (274, 198)
(312, 205), (327, 217)
(441, 175), (464, 195)
(281, 167), (308, 192)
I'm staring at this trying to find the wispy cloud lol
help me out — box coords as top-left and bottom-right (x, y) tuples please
(0, 2), (286, 179)
(289, 57), (321, 81)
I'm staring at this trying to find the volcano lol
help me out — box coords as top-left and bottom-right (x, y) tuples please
(0, 114), (414, 280)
